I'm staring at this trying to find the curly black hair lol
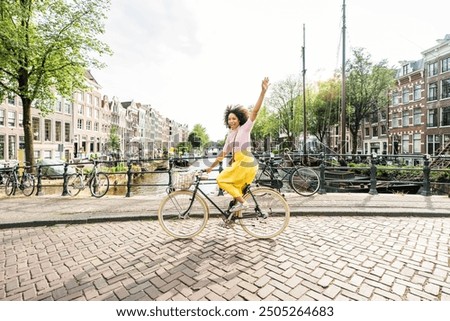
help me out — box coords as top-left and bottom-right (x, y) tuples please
(223, 105), (249, 128)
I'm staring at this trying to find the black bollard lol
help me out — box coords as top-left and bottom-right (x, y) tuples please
(61, 163), (69, 196)
(369, 152), (378, 195)
(318, 152), (327, 195)
(218, 160), (224, 196)
(126, 161), (132, 197)
(35, 165), (43, 196)
(421, 154), (432, 196)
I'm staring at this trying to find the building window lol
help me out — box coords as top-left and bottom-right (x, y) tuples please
(0, 135), (4, 160)
(0, 110), (4, 126)
(428, 62), (438, 77)
(77, 104), (84, 115)
(402, 111), (409, 127)
(428, 82), (438, 101)
(43, 150), (52, 159)
(87, 106), (92, 118)
(56, 100), (63, 112)
(414, 84), (421, 101)
(413, 133), (421, 153)
(7, 93), (15, 105)
(365, 127), (369, 136)
(18, 113), (23, 127)
(44, 119), (51, 141)
(392, 113), (399, 128)
(442, 57), (450, 73)
(427, 109), (438, 127)
(32, 117), (40, 140)
(442, 78), (450, 99)
(381, 125), (387, 135)
(402, 135), (409, 154)
(78, 92), (84, 102)
(65, 123), (71, 142)
(55, 121), (62, 142)
(65, 102), (72, 114)
(8, 135), (16, 159)
(8, 111), (15, 127)
(392, 92), (399, 106)
(402, 88), (409, 104)
(77, 119), (83, 130)
(402, 64), (409, 75)
(94, 122), (99, 131)
(441, 107), (450, 126)
(372, 126), (378, 137)
(86, 120), (91, 131)
(87, 94), (92, 105)
(427, 135), (441, 155)
(413, 108), (421, 125)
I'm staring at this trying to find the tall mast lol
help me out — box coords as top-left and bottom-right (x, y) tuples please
(340, 0), (346, 154)
(302, 24), (307, 164)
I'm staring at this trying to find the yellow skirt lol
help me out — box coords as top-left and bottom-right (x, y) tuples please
(216, 151), (258, 198)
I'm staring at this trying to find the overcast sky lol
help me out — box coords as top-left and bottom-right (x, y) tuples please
(92, 0), (449, 141)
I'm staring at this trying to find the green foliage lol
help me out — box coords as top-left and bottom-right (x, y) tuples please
(345, 48), (396, 153)
(188, 124), (209, 149)
(251, 106), (278, 140)
(0, 0), (112, 166)
(308, 77), (341, 143)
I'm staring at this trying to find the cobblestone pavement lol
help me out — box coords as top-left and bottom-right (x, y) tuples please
(1, 216), (449, 301)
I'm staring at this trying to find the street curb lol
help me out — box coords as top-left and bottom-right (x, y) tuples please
(1, 209), (449, 229)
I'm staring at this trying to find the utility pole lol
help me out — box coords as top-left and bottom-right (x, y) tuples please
(340, 0), (347, 155)
(302, 24), (307, 165)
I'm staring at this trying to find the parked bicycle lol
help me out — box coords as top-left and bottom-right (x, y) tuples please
(158, 170), (290, 239)
(3, 163), (35, 197)
(66, 161), (110, 198)
(255, 149), (320, 196)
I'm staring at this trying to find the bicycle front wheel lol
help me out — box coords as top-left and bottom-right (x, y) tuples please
(66, 174), (82, 196)
(21, 174), (35, 196)
(89, 172), (109, 198)
(240, 187), (290, 239)
(158, 190), (209, 239)
(5, 176), (15, 196)
(289, 167), (320, 196)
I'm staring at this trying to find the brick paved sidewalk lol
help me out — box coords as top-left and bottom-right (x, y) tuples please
(1, 216), (449, 301)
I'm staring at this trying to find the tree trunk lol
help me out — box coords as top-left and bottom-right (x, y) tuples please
(21, 96), (35, 170)
(351, 131), (358, 155)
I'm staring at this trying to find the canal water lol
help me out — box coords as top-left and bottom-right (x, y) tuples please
(123, 157), (220, 197)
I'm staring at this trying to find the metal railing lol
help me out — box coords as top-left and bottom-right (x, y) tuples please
(1, 153), (449, 197)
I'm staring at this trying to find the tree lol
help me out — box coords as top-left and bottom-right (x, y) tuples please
(345, 48), (395, 154)
(308, 77), (341, 144)
(0, 0), (111, 167)
(267, 76), (302, 149)
(188, 124), (209, 150)
(107, 125), (120, 159)
(251, 105), (279, 151)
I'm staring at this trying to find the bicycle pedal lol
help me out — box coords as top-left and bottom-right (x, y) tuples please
(219, 218), (236, 229)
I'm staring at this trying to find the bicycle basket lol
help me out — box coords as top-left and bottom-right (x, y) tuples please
(172, 171), (195, 190)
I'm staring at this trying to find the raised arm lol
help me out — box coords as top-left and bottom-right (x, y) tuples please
(250, 77), (270, 122)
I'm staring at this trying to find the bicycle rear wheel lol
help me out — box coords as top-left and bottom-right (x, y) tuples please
(21, 174), (35, 196)
(5, 176), (15, 196)
(289, 167), (320, 196)
(240, 187), (290, 239)
(89, 172), (109, 198)
(158, 190), (209, 238)
(67, 174), (82, 196)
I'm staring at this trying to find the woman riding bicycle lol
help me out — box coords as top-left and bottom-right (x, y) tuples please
(206, 77), (270, 212)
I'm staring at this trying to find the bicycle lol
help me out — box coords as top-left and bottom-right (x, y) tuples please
(4, 163), (35, 197)
(66, 161), (110, 198)
(158, 170), (290, 239)
(255, 149), (320, 196)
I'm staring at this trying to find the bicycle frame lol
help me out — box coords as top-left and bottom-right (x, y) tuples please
(173, 173), (261, 222)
